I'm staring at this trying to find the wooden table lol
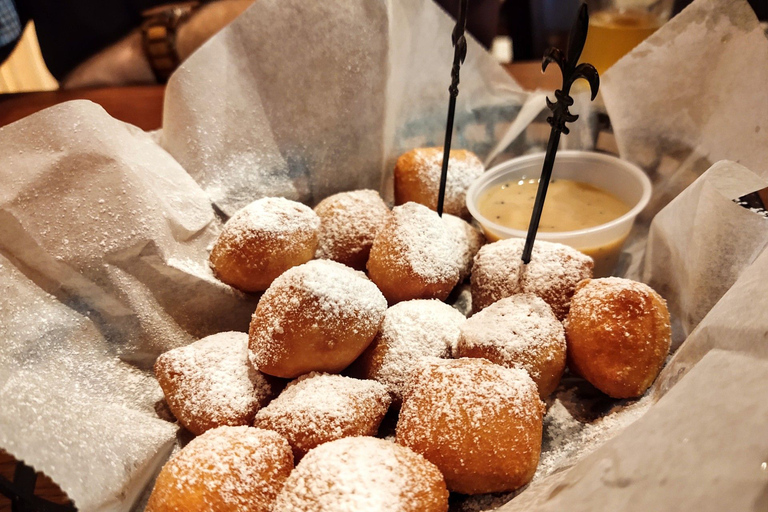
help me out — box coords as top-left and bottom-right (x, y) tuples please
(0, 60), (561, 511)
(0, 62), (560, 131)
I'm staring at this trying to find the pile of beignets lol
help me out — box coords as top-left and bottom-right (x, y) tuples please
(147, 148), (671, 512)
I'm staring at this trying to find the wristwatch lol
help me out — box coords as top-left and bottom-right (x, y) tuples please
(141, 2), (201, 83)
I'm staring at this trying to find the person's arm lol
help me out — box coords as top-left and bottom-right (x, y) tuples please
(61, 0), (253, 88)
(0, 0), (28, 65)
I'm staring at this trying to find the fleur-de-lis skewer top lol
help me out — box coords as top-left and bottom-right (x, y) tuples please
(542, 3), (600, 135)
(520, 3), (600, 265)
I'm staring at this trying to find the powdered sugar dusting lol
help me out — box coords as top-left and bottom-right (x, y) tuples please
(314, 189), (390, 269)
(371, 202), (462, 284)
(226, 196), (318, 234)
(215, 196), (319, 248)
(397, 358), (543, 449)
(147, 426), (292, 511)
(538, 391), (650, 478)
(471, 238), (593, 319)
(254, 373), (391, 459)
(274, 436), (448, 512)
(567, 277), (667, 328)
(154, 332), (274, 435)
(250, 259), (387, 368)
(350, 299), (466, 403)
(456, 294), (565, 384)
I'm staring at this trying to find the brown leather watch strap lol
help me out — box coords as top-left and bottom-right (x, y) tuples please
(141, 2), (200, 83)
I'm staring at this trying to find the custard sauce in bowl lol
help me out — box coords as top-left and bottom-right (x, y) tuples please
(466, 151), (651, 277)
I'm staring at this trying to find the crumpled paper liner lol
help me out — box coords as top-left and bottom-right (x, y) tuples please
(0, 253), (177, 512)
(0, 102), (258, 368)
(601, 0), (768, 222)
(644, 161), (768, 348)
(0, 101), (256, 510)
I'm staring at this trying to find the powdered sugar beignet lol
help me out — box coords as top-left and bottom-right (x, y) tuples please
(210, 197), (320, 292)
(253, 373), (390, 460)
(146, 426), (293, 512)
(396, 358), (544, 495)
(455, 294), (566, 398)
(154, 331), (275, 435)
(471, 238), (593, 319)
(275, 437), (448, 512)
(249, 260), (387, 378)
(348, 299), (465, 405)
(367, 202), (462, 304)
(314, 189), (389, 270)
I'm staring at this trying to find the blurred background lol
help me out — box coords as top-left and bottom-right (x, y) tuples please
(0, 0), (766, 93)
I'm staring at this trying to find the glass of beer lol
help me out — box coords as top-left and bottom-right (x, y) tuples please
(580, 0), (674, 74)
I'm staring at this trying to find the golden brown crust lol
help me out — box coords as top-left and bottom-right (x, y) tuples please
(367, 203), (461, 304)
(145, 426), (293, 512)
(249, 260), (387, 378)
(253, 373), (391, 461)
(209, 197), (320, 292)
(565, 278), (671, 398)
(394, 147), (484, 218)
(396, 358), (545, 495)
(470, 238), (593, 319)
(313, 189), (389, 270)
(274, 437), (449, 512)
(454, 294), (566, 398)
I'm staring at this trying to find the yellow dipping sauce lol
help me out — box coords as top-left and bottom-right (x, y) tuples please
(477, 178), (632, 277)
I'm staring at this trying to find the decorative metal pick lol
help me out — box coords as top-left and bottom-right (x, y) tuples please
(520, 3), (600, 263)
(436, 0), (469, 217)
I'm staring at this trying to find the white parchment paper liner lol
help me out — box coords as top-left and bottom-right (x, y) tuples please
(0, 102), (256, 511)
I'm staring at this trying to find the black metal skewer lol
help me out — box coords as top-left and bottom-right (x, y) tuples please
(521, 3), (600, 263)
(436, 0), (469, 217)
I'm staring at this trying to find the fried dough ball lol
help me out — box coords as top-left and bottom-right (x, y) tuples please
(209, 197), (320, 292)
(145, 426), (293, 512)
(314, 189), (390, 270)
(348, 299), (465, 405)
(394, 147), (484, 218)
(249, 260), (387, 378)
(253, 373), (391, 461)
(454, 294), (566, 398)
(442, 213), (486, 282)
(565, 278), (671, 398)
(274, 437), (449, 512)
(471, 238), (593, 319)
(367, 202), (462, 304)
(396, 358), (545, 495)
(154, 332), (275, 435)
